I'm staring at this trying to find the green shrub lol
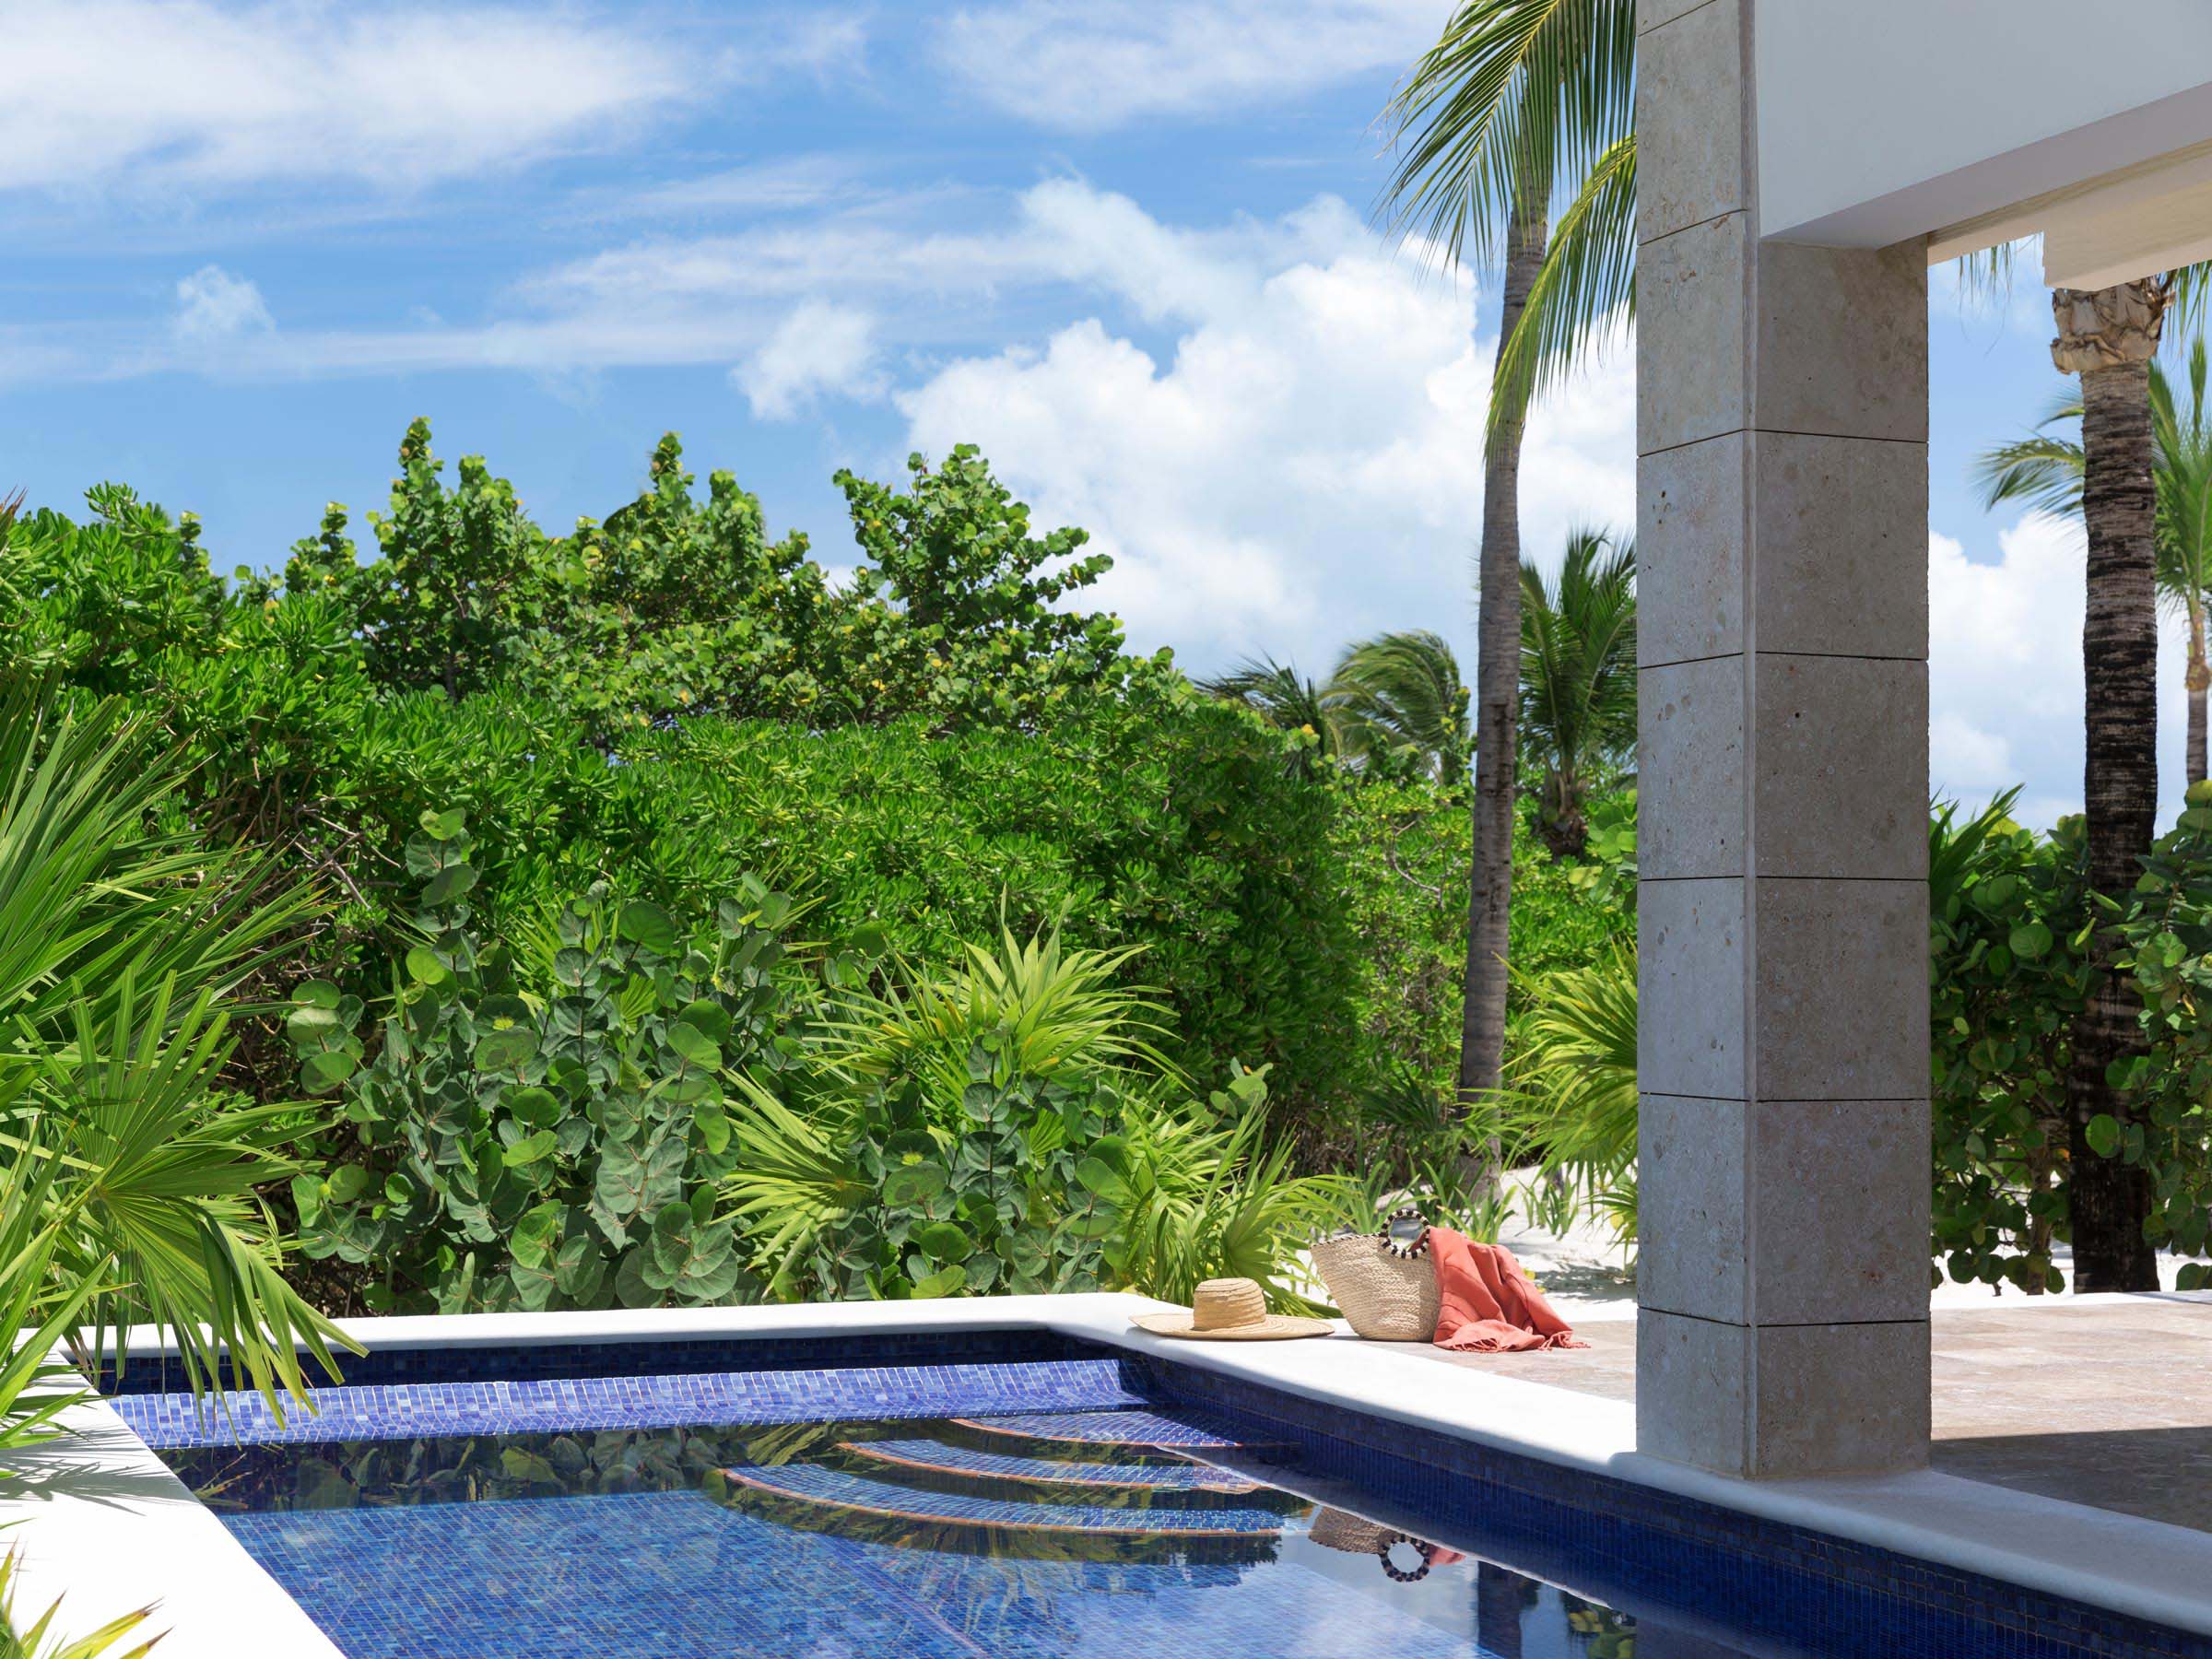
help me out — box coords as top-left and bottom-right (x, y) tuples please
(723, 926), (1353, 1310)
(285, 811), (800, 1314)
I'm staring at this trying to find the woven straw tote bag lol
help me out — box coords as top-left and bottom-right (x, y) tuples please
(1308, 1507), (1395, 1555)
(1310, 1229), (1440, 1341)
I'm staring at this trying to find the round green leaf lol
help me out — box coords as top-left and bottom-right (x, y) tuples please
(293, 980), (342, 1011)
(881, 1163), (947, 1207)
(2008, 922), (2053, 960)
(285, 1004), (339, 1041)
(618, 900), (678, 956)
(2084, 1112), (2122, 1159)
(916, 1221), (972, 1262)
(325, 1165), (371, 1203)
(504, 1129), (559, 1168)
(675, 1000), (732, 1044)
(505, 1086), (561, 1127)
(405, 946), (450, 985)
(301, 1049), (358, 1093)
(474, 1027), (538, 1072)
(420, 862), (478, 907)
(665, 1022), (721, 1071)
(910, 1265), (967, 1300)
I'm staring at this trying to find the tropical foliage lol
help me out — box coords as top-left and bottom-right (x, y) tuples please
(0, 1549), (155, 1659)
(724, 927), (1356, 1310)
(1518, 528), (1636, 856)
(0, 693), (349, 1409)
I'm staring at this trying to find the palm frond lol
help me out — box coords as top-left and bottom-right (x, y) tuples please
(1490, 133), (1636, 426)
(808, 923), (1175, 1117)
(0, 1547), (159, 1659)
(1519, 527), (1637, 840)
(1379, 0), (1635, 273)
(1327, 629), (1471, 781)
(1199, 656), (1348, 761)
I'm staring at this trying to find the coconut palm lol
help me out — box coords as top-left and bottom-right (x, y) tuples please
(1327, 629), (1472, 782)
(1381, 0), (1636, 1107)
(1202, 633), (1471, 782)
(1198, 656), (1349, 773)
(1519, 529), (1637, 857)
(2049, 279), (2174, 1292)
(1977, 333), (2212, 786)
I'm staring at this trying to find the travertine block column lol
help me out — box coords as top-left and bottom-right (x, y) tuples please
(1633, 0), (1932, 1477)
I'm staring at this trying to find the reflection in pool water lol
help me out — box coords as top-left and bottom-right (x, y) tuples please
(161, 1409), (1644, 1659)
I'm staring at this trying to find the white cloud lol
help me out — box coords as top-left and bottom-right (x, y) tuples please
(1930, 512), (2193, 828)
(738, 301), (882, 418)
(933, 0), (1453, 130)
(0, 1), (702, 195)
(894, 189), (1634, 671)
(171, 265), (273, 343)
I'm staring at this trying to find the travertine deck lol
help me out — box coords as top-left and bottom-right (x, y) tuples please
(1394, 1296), (2212, 1533)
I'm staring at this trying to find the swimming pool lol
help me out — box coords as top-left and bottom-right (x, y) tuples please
(112, 1324), (2207, 1659)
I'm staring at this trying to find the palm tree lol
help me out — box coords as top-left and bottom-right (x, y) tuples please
(2052, 278), (2171, 1293)
(1199, 656), (1349, 772)
(1519, 529), (1637, 857)
(1202, 633), (1472, 782)
(1381, 0), (1635, 1108)
(1328, 629), (1472, 782)
(1977, 333), (2212, 785)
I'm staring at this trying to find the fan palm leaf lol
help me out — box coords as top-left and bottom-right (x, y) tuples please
(0, 688), (353, 1419)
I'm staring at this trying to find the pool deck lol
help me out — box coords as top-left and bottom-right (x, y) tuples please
(1408, 1294), (2212, 1535)
(26, 1290), (2212, 1655)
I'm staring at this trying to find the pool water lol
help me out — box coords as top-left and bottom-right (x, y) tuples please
(160, 1406), (1639, 1659)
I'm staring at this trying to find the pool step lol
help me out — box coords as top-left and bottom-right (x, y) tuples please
(941, 1408), (1290, 1465)
(714, 1459), (1291, 1551)
(832, 1437), (1300, 1512)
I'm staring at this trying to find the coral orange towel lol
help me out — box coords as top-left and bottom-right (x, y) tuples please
(1430, 1228), (1588, 1352)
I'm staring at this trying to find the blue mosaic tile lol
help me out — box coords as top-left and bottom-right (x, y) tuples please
(217, 1488), (1492, 1659)
(1137, 1352), (2212, 1659)
(127, 1326), (2212, 1659)
(100, 1327), (1092, 1396)
(117, 1358), (1147, 1450)
(948, 1406), (1280, 1451)
(851, 1437), (1258, 1492)
(721, 1459), (1292, 1535)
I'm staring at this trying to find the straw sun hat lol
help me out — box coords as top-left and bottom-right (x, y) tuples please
(1130, 1277), (1334, 1341)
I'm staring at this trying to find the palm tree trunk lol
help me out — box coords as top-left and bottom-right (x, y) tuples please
(2188, 595), (2208, 788)
(1458, 192), (1548, 1107)
(2053, 281), (2167, 1293)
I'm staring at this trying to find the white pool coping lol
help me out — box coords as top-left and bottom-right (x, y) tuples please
(26, 1291), (2212, 1653)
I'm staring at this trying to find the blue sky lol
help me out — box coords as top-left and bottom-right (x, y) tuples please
(0, 0), (2174, 825)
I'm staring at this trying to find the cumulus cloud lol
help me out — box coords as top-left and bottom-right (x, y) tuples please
(171, 265), (274, 344)
(1929, 512), (2192, 828)
(895, 189), (1635, 670)
(933, 0), (1453, 130)
(737, 301), (883, 419)
(0, 1), (714, 195)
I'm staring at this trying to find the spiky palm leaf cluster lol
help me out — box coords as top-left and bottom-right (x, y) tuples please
(1201, 632), (1471, 782)
(1382, 0), (1637, 421)
(0, 692), (352, 1437)
(1519, 529), (1636, 856)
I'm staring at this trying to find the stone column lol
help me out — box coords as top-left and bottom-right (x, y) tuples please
(1633, 0), (1932, 1477)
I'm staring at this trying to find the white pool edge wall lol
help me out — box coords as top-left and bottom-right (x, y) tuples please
(22, 1292), (2212, 1655)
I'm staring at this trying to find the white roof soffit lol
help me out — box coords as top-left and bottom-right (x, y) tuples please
(1927, 139), (2212, 289)
(1752, 0), (2212, 277)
